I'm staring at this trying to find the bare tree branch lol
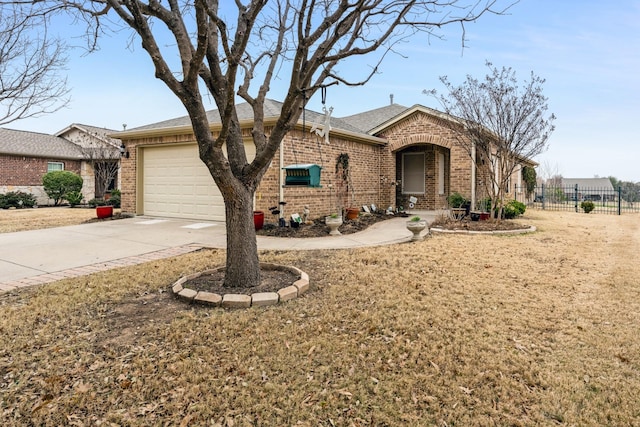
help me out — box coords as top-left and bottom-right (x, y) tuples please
(5, 0), (516, 287)
(434, 61), (555, 217)
(0, 4), (69, 125)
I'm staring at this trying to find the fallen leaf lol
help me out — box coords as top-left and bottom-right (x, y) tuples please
(179, 414), (193, 427)
(337, 389), (353, 399)
(459, 386), (473, 395)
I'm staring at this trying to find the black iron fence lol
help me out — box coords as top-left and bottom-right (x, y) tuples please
(513, 184), (640, 215)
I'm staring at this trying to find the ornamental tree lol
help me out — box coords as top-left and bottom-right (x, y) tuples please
(436, 62), (555, 218)
(10, 0), (513, 288)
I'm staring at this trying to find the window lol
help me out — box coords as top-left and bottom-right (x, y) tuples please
(438, 152), (445, 195)
(47, 162), (64, 172)
(402, 152), (425, 194)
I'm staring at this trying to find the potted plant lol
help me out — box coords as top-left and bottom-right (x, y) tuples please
(406, 216), (427, 241)
(447, 192), (468, 220)
(325, 213), (343, 235)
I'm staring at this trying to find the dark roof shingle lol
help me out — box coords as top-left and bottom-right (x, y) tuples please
(0, 128), (83, 159)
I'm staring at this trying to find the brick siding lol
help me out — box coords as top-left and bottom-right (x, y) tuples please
(119, 110), (486, 219)
(0, 155), (82, 205)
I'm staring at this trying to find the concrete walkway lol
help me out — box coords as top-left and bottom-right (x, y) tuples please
(0, 211), (437, 292)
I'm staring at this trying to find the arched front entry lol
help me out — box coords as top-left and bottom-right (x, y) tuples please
(394, 144), (450, 210)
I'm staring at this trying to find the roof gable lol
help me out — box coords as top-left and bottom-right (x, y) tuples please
(56, 124), (121, 148)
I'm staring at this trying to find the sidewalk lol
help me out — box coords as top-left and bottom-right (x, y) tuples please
(0, 211), (436, 293)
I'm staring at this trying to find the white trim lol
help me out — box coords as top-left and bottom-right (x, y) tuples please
(438, 152), (445, 195)
(47, 161), (64, 172)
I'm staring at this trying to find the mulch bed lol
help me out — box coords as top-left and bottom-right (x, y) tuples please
(256, 211), (394, 238)
(431, 216), (530, 231)
(183, 268), (299, 294)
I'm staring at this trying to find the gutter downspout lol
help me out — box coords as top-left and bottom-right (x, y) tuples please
(471, 141), (476, 209)
(279, 139), (284, 213)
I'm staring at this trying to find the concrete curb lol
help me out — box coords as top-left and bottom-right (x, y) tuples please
(171, 263), (309, 308)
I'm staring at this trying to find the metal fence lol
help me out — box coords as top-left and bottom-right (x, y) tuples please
(513, 184), (640, 215)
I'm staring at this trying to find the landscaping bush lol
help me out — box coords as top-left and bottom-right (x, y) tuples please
(65, 191), (84, 207)
(88, 198), (108, 207)
(581, 200), (595, 213)
(502, 199), (526, 219)
(108, 189), (121, 208)
(0, 191), (37, 209)
(42, 171), (83, 206)
(447, 192), (468, 208)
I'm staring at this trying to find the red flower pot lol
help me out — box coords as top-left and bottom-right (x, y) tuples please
(96, 206), (113, 219)
(253, 211), (265, 230)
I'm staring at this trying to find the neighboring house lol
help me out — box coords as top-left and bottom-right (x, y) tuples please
(0, 125), (121, 206)
(55, 124), (123, 199)
(561, 178), (616, 202)
(114, 99), (535, 222)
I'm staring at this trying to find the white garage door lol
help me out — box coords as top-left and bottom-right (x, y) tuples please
(141, 143), (254, 221)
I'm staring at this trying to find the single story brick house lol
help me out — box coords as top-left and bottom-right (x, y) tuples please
(560, 178), (616, 202)
(114, 99), (533, 222)
(0, 125), (121, 205)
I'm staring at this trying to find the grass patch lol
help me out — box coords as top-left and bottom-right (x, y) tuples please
(0, 207), (120, 233)
(1, 211), (639, 425)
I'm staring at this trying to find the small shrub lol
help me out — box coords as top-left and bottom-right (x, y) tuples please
(501, 200), (527, 219)
(581, 200), (595, 213)
(42, 171), (83, 206)
(66, 191), (84, 207)
(88, 198), (108, 207)
(447, 192), (467, 208)
(108, 189), (121, 208)
(0, 191), (37, 209)
(410, 216), (421, 221)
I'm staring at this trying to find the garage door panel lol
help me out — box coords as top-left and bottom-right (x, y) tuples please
(142, 144), (224, 221)
(141, 143), (254, 221)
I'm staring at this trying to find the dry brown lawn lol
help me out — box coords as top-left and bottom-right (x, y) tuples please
(0, 207), (122, 233)
(0, 210), (639, 426)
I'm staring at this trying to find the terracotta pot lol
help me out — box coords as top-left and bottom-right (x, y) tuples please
(96, 205), (113, 219)
(346, 207), (360, 220)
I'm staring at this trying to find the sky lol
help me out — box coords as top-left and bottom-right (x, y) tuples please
(7, 0), (640, 182)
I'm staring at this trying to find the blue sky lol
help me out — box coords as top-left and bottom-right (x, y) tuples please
(9, 0), (640, 182)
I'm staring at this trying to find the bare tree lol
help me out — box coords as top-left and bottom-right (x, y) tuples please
(0, 4), (69, 125)
(81, 144), (120, 199)
(12, 0), (514, 288)
(538, 160), (562, 184)
(436, 61), (555, 218)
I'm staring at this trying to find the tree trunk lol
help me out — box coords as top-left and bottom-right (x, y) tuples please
(223, 184), (260, 288)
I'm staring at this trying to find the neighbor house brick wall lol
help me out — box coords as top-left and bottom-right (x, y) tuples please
(0, 155), (82, 205)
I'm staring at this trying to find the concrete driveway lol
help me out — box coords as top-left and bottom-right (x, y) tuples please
(0, 212), (436, 291)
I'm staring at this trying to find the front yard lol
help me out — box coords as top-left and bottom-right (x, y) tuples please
(0, 207), (121, 233)
(0, 210), (639, 425)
